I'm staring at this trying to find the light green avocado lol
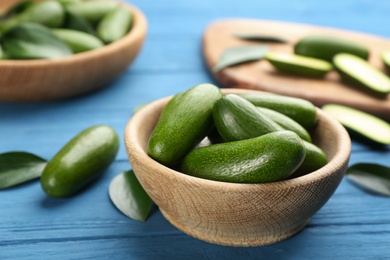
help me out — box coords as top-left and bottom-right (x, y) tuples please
(333, 53), (390, 97)
(41, 125), (119, 198)
(51, 28), (104, 53)
(181, 131), (306, 183)
(294, 34), (369, 61)
(0, 1), (64, 33)
(382, 51), (390, 71)
(147, 84), (222, 167)
(322, 104), (390, 145)
(265, 51), (333, 77)
(97, 6), (133, 43)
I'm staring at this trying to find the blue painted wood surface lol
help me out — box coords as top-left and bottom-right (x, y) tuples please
(1, 0), (390, 259)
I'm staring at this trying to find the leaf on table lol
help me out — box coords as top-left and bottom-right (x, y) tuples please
(234, 33), (289, 43)
(346, 163), (390, 196)
(213, 45), (269, 72)
(109, 169), (153, 222)
(2, 22), (73, 59)
(0, 152), (47, 189)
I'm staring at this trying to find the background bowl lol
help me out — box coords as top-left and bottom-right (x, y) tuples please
(0, 0), (147, 102)
(124, 88), (351, 247)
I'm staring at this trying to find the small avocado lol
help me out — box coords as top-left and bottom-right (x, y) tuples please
(333, 53), (390, 98)
(212, 94), (283, 142)
(265, 51), (333, 77)
(147, 84), (222, 167)
(322, 104), (390, 145)
(239, 92), (317, 129)
(41, 125), (119, 198)
(181, 131), (306, 183)
(257, 107), (312, 142)
(294, 34), (369, 61)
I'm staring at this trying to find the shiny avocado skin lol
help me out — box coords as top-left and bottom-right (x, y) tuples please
(181, 131), (306, 183)
(147, 84), (222, 167)
(239, 93), (317, 129)
(294, 34), (369, 61)
(41, 125), (119, 198)
(212, 94), (283, 142)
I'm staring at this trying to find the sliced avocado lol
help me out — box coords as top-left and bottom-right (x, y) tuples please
(382, 51), (390, 72)
(322, 104), (390, 145)
(333, 53), (390, 97)
(265, 52), (333, 77)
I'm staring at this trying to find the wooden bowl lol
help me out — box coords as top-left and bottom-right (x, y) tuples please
(0, 0), (147, 102)
(124, 88), (351, 247)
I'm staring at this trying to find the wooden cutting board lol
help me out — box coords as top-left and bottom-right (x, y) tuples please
(203, 19), (390, 121)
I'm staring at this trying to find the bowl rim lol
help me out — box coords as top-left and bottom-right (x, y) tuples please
(125, 88), (352, 192)
(0, 0), (147, 67)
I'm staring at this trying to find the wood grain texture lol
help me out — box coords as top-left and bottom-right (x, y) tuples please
(0, 0), (147, 102)
(203, 19), (390, 121)
(124, 88), (351, 247)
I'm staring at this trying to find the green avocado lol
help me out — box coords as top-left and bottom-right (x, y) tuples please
(66, 1), (117, 25)
(147, 84), (222, 167)
(333, 53), (390, 97)
(41, 125), (119, 198)
(257, 107), (312, 142)
(239, 92), (317, 129)
(97, 6), (133, 43)
(383, 51), (390, 71)
(51, 28), (104, 53)
(289, 140), (328, 178)
(181, 131), (306, 183)
(0, 1), (65, 33)
(212, 94), (283, 142)
(322, 104), (390, 145)
(265, 51), (333, 77)
(294, 34), (369, 61)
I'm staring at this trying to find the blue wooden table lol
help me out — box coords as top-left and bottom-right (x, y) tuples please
(1, 0), (390, 259)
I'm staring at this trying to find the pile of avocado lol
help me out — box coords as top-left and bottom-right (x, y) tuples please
(0, 0), (133, 59)
(265, 35), (390, 98)
(147, 83), (328, 184)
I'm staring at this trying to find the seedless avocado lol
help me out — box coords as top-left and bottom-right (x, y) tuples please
(147, 84), (222, 167)
(212, 94), (282, 142)
(181, 131), (306, 183)
(333, 53), (390, 97)
(382, 51), (390, 71)
(239, 93), (317, 129)
(294, 34), (369, 61)
(322, 104), (390, 145)
(41, 125), (119, 198)
(257, 107), (312, 142)
(265, 52), (333, 77)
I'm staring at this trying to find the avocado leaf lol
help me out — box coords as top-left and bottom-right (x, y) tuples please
(234, 33), (289, 43)
(213, 45), (269, 72)
(109, 170), (153, 222)
(346, 163), (390, 196)
(0, 152), (47, 189)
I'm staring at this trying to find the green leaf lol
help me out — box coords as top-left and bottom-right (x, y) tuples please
(109, 170), (153, 222)
(213, 45), (269, 72)
(234, 33), (289, 43)
(346, 163), (390, 196)
(2, 22), (73, 59)
(0, 152), (47, 189)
